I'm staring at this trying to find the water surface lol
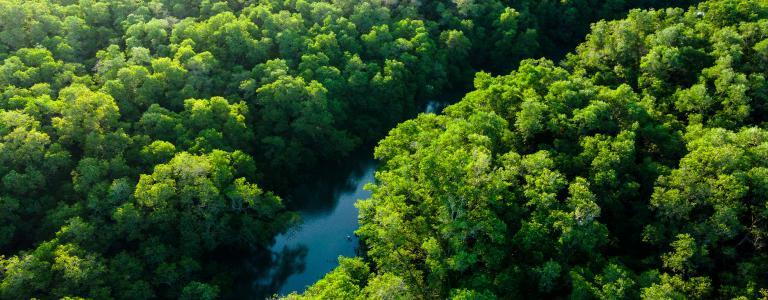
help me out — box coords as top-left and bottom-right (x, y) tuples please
(231, 99), (455, 299)
(229, 152), (376, 299)
(269, 158), (376, 296)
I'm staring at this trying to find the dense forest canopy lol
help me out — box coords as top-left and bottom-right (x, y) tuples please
(286, 0), (768, 299)
(4, 0), (764, 299)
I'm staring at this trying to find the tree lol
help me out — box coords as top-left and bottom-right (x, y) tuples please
(253, 75), (354, 177)
(52, 84), (120, 148)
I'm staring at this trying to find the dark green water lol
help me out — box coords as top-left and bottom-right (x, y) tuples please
(267, 157), (377, 296)
(228, 151), (375, 299)
(231, 100), (453, 299)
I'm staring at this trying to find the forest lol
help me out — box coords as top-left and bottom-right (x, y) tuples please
(0, 0), (764, 299)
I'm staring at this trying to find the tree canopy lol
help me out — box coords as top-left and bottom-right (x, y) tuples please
(290, 0), (768, 299)
(6, 0), (761, 298)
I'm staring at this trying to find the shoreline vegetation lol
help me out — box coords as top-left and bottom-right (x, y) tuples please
(286, 1), (768, 299)
(2, 0), (766, 299)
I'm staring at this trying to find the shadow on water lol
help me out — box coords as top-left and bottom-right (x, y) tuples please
(227, 95), (464, 299)
(281, 150), (377, 216)
(224, 245), (308, 299)
(227, 149), (377, 299)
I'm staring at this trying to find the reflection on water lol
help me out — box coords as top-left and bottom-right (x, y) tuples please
(230, 98), (459, 299)
(230, 245), (308, 299)
(229, 152), (376, 299)
(423, 100), (449, 114)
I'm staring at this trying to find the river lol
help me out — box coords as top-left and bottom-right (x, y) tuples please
(229, 99), (454, 299)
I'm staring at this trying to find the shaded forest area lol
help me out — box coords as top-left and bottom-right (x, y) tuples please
(288, 1), (768, 299)
(6, 0), (763, 299)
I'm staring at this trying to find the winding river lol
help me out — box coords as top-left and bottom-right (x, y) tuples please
(263, 155), (376, 297)
(231, 99), (453, 299)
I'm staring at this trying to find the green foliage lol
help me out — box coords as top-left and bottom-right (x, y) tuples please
(0, 0), (744, 299)
(297, 0), (768, 298)
(253, 75), (353, 175)
(180, 281), (219, 300)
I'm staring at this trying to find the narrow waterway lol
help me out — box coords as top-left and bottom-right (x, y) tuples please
(266, 156), (376, 296)
(231, 99), (455, 299)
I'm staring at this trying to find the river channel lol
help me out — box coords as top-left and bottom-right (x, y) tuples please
(230, 99), (453, 299)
